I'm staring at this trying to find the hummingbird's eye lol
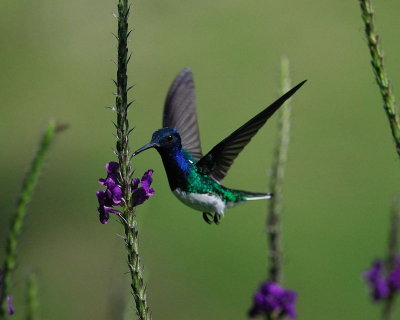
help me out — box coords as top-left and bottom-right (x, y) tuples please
(166, 135), (173, 141)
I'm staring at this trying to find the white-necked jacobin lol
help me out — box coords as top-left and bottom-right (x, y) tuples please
(133, 68), (306, 224)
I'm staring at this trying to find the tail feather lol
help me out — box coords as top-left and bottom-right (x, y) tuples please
(233, 189), (273, 200)
(245, 192), (273, 200)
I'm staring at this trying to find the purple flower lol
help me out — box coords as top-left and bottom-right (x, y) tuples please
(363, 257), (400, 301)
(97, 188), (121, 207)
(98, 162), (122, 206)
(96, 162), (124, 224)
(105, 161), (119, 180)
(7, 295), (15, 315)
(388, 257), (400, 291)
(0, 270), (15, 316)
(132, 170), (155, 206)
(97, 203), (122, 224)
(96, 162), (155, 224)
(364, 260), (390, 300)
(249, 282), (297, 319)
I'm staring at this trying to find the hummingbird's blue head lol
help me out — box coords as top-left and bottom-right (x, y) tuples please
(133, 127), (182, 156)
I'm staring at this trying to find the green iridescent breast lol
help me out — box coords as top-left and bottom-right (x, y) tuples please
(182, 150), (245, 204)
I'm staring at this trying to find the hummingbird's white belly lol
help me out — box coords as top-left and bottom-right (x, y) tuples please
(173, 188), (234, 215)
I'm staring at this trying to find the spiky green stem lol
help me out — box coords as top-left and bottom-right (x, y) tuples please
(0, 121), (59, 318)
(114, 1), (151, 319)
(359, 0), (400, 158)
(26, 273), (39, 320)
(266, 57), (292, 287)
(383, 201), (400, 320)
(116, 0), (132, 203)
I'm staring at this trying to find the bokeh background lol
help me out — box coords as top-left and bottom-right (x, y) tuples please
(1, 0), (400, 319)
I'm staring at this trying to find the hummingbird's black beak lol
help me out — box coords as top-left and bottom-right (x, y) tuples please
(132, 143), (157, 157)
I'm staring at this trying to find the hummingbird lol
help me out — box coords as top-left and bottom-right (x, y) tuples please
(133, 68), (306, 224)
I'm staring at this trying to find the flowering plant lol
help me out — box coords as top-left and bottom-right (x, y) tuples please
(96, 162), (154, 224)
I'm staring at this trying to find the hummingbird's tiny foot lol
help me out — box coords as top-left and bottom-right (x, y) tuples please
(213, 213), (221, 225)
(202, 212), (213, 224)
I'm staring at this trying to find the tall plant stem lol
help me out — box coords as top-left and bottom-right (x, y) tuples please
(266, 57), (292, 285)
(359, 0), (400, 158)
(0, 121), (59, 317)
(383, 200), (400, 320)
(114, 1), (151, 319)
(26, 273), (39, 320)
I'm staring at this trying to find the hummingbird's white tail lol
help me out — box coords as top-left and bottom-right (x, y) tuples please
(241, 191), (273, 200)
(246, 194), (272, 200)
(234, 190), (273, 200)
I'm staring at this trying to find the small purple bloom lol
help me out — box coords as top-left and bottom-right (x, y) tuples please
(132, 170), (155, 206)
(105, 161), (120, 179)
(364, 260), (390, 300)
(249, 282), (297, 319)
(96, 187), (122, 208)
(97, 204), (121, 224)
(388, 257), (400, 291)
(98, 209), (109, 224)
(1, 270), (15, 316)
(7, 295), (15, 315)
(98, 162), (122, 206)
(96, 162), (155, 224)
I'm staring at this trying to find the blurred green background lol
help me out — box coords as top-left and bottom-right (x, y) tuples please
(1, 0), (400, 319)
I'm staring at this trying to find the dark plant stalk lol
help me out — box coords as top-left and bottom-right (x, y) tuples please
(0, 121), (60, 317)
(387, 200), (400, 270)
(359, 0), (400, 158)
(26, 273), (39, 320)
(383, 200), (400, 320)
(359, 2), (400, 316)
(113, 1), (151, 319)
(266, 56), (292, 285)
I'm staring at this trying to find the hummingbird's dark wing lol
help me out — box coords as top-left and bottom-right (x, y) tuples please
(163, 68), (203, 161)
(196, 80), (307, 183)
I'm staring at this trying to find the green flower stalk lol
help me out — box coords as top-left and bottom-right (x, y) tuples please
(266, 57), (292, 285)
(26, 273), (39, 320)
(358, 0), (400, 158)
(387, 201), (400, 274)
(383, 201), (400, 320)
(106, 0), (152, 319)
(363, 201), (400, 320)
(248, 57), (298, 320)
(0, 121), (61, 317)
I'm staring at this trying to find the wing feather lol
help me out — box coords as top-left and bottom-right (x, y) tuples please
(196, 80), (306, 182)
(163, 68), (203, 160)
